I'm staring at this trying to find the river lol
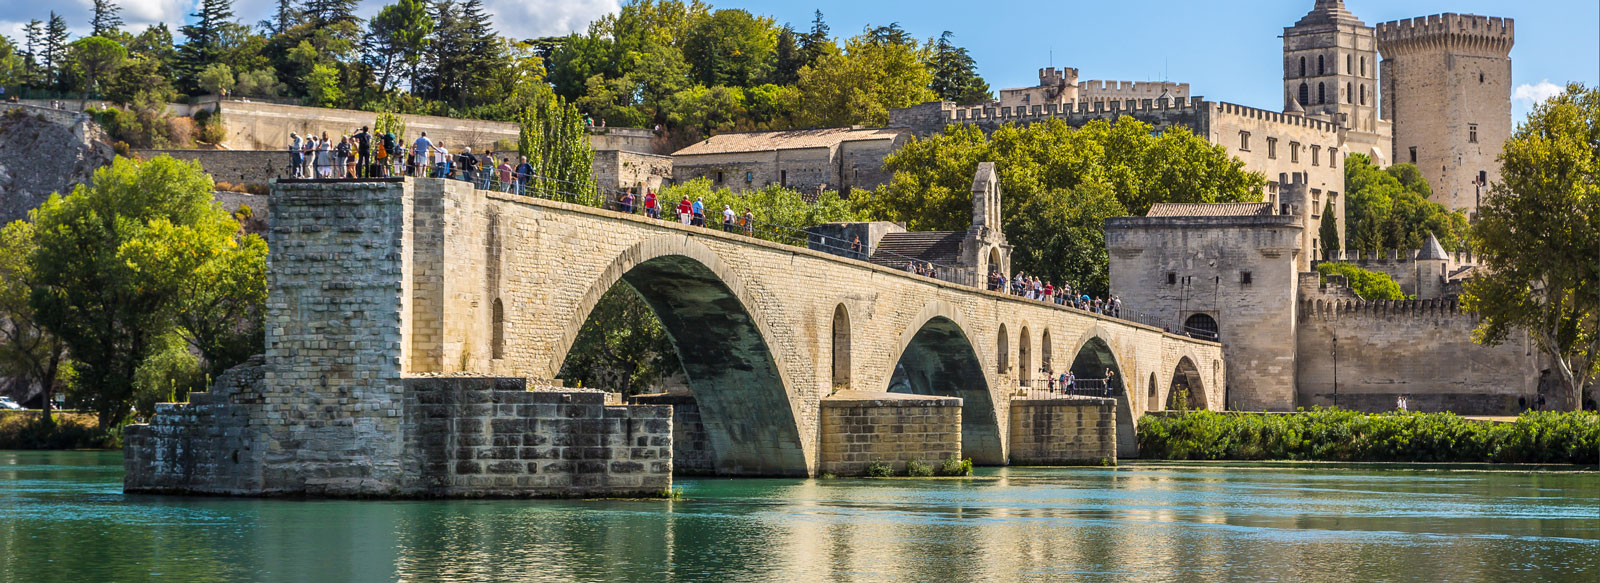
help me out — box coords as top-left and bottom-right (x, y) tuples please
(0, 451), (1594, 582)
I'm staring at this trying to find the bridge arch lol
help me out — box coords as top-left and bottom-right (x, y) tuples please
(1067, 326), (1138, 457)
(1167, 356), (1207, 411)
(552, 235), (808, 476)
(883, 302), (1004, 465)
(1018, 325), (1032, 386)
(831, 304), (851, 391)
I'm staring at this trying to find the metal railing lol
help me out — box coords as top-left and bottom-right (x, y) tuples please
(1015, 378), (1123, 400)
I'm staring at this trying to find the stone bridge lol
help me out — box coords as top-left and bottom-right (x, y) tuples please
(365, 177), (1222, 475)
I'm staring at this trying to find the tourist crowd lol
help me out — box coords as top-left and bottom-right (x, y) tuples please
(990, 270), (1122, 316)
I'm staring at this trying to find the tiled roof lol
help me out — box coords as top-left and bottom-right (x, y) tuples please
(672, 127), (908, 156)
(1145, 202), (1275, 217)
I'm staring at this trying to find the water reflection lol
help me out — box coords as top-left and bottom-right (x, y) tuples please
(0, 452), (1595, 583)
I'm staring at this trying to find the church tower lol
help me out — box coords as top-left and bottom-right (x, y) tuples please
(1377, 14), (1514, 215)
(1283, 1), (1380, 135)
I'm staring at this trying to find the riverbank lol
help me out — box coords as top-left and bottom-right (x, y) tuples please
(0, 411), (116, 449)
(1136, 408), (1598, 464)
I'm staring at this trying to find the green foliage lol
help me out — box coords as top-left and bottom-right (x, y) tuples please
(904, 458), (934, 477)
(0, 412), (116, 449)
(864, 461), (895, 477)
(66, 36), (126, 97)
(660, 180), (863, 245)
(1464, 83), (1600, 410)
(936, 455), (973, 476)
(374, 111), (406, 146)
(26, 156), (261, 429)
(1318, 199), (1340, 259)
(859, 118), (1261, 296)
(1137, 408), (1600, 464)
(0, 219), (68, 425)
(1314, 262), (1407, 300)
(558, 284), (682, 395)
(927, 31), (989, 105)
(1343, 153), (1470, 254)
(682, 9), (777, 87)
(793, 27), (936, 127)
(518, 91), (594, 201)
(131, 332), (205, 419)
(302, 64), (344, 107)
(197, 63), (235, 95)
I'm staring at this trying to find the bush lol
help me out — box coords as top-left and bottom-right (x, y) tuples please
(904, 459), (934, 477)
(0, 412), (117, 449)
(937, 455), (974, 476)
(167, 116), (197, 148)
(1138, 408), (1599, 464)
(198, 111), (228, 145)
(864, 461), (894, 477)
(1315, 262), (1408, 300)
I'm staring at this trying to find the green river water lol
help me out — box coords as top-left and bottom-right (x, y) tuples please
(0, 451), (1594, 582)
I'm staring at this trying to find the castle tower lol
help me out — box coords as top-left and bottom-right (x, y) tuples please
(1377, 14), (1514, 215)
(1283, 0), (1380, 135)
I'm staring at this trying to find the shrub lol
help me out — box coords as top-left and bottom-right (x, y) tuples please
(198, 111), (228, 144)
(0, 412), (117, 449)
(1315, 262), (1408, 300)
(864, 461), (894, 477)
(167, 117), (197, 148)
(904, 459), (934, 477)
(937, 455), (973, 476)
(1138, 408), (1599, 464)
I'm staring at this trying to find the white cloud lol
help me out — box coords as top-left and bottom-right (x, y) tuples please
(481, 0), (617, 40)
(1513, 80), (1563, 107)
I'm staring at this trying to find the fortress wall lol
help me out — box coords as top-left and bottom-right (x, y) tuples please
(134, 149), (282, 185)
(214, 100), (519, 152)
(1294, 298), (1539, 414)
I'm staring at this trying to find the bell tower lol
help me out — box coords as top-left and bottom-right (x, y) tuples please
(1283, 0), (1380, 134)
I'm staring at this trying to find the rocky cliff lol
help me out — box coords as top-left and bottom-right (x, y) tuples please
(0, 106), (115, 225)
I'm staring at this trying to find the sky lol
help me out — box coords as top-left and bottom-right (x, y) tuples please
(4, 0), (1594, 121)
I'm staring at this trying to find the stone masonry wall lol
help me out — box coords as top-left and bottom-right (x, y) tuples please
(818, 393), (962, 476)
(628, 393), (716, 475)
(406, 378), (671, 497)
(124, 357), (270, 494)
(1006, 397), (1116, 465)
(134, 149), (282, 185)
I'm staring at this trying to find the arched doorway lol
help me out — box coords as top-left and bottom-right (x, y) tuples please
(832, 304), (851, 391)
(1041, 329), (1053, 378)
(1070, 336), (1136, 457)
(986, 247), (1003, 285)
(1168, 356), (1207, 411)
(1184, 313), (1219, 342)
(997, 324), (1009, 375)
(557, 252), (807, 477)
(887, 316), (1004, 464)
(1147, 373), (1159, 412)
(1019, 326), (1032, 387)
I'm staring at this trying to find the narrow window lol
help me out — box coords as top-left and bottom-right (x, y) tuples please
(1469, 123), (1478, 143)
(1479, 72), (1485, 83)
(1360, 84), (1367, 105)
(1318, 55), (1325, 75)
(1311, 189), (1322, 216)
(1167, 272), (1177, 285)
(1409, 147), (1417, 164)
(1290, 142), (1300, 164)
(1311, 145), (1321, 166)
(1239, 131), (1251, 151)
(1318, 83), (1326, 104)
(1299, 56), (1306, 77)
(780, 169), (787, 186)
(1346, 54), (1353, 75)
(1298, 83), (1309, 106)
(1241, 271), (1253, 285)
(1478, 170), (1487, 185)
(1360, 56), (1367, 77)
(1346, 82), (1353, 104)
(1267, 138), (1278, 160)
(1329, 148), (1338, 168)
(716, 171), (724, 184)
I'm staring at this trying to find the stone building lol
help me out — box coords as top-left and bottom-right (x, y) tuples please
(995, 67), (1190, 112)
(1378, 13), (1514, 214)
(1282, 0), (1392, 166)
(670, 127), (910, 196)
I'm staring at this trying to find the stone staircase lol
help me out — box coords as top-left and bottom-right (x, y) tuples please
(868, 231), (964, 269)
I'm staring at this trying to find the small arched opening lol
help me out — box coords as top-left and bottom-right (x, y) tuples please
(888, 316), (1004, 464)
(997, 324), (1010, 375)
(1148, 373), (1159, 412)
(987, 247), (1004, 285)
(1318, 82), (1326, 104)
(1168, 356), (1207, 411)
(1019, 326), (1032, 387)
(1299, 56), (1306, 77)
(1070, 337), (1136, 457)
(491, 298), (505, 359)
(1298, 83), (1309, 106)
(831, 304), (851, 391)
(1041, 329), (1053, 377)
(1183, 313), (1219, 342)
(1318, 54), (1325, 75)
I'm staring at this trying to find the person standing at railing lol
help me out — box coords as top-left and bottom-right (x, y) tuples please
(336, 135), (352, 178)
(354, 127), (371, 178)
(432, 142), (450, 178)
(644, 190), (659, 218)
(316, 133), (333, 178)
(497, 158), (513, 192)
(743, 208), (755, 236)
(721, 205), (736, 233)
(411, 132), (432, 178)
(515, 157), (533, 195)
(289, 133), (303, 178)
(676, 197), (692, 224)
(457, 147), (477, 183)
(478, 150), (494, 189)
(850, 235), (863, 259)
(619, 190), (635, 213)
(691, 197), (705, 227)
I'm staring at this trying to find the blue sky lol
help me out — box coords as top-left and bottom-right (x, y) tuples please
(4, 0), (1592, 121)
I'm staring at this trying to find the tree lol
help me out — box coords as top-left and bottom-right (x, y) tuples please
(858, 118), (1264, 296)
(558, 284), (682, 395)
(91, 0), (124, 37)
(366, 0), (432, 92)
(197, 62), (235, 95)
(794, 26), (935, 127)
(68, 36), (127, 102)
(1464, 83), (1599, 410)
(0, 219), (68, 424)
(179, 0), (236, 88)
(682, 9), (777, 88)
(1315, 262), (1406, 300)
(1343, 153), (1470, 254)
(43, 13), (69, 88)
(1319, 199), (1341, 260)
(28, 156), (250, 428)
(798, 10), (830, 67)
(928, 31), (989, 105)
(518, 91), (594, 201)
(770, 25), (800, 85)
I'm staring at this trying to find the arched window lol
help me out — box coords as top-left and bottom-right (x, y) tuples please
(1298, 83), (1309, 106)
(1360, 56), (1366, 77)
(1299, 57), (1306, 78)
(831, 304), (851, 390)
(1019, 327), (1032, 387)
(1360, 84), (1367, 105)
(1041, 329), (1053, 373)
(1318, 55), (1325, 75)
(997, 324), (1010, 373)
(1183, 313), (1219, 342)
(1347, 82), (1353, 104)
(1346, 54), (1353, 75)
(1318, 83), (1326, 104)
(491, 299), (505, 359)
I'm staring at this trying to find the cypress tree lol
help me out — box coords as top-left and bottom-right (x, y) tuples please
(929, 31), (991, 105)
(518, 92), (593, 203)
(22, 20), (42, 88)
(91, 0), (124, 37)
(43, 13), (69, 88)
(178, 0), (236, 85)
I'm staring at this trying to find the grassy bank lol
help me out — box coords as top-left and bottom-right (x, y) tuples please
(0, 411), (118, 449)
(1137, 408), (1598, 465)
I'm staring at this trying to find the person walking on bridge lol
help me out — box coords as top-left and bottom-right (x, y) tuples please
(676, 197), (692, 225)
(354, 126), (371, 178)
(722, 205), (736, 233)
(411, 132), (433, 177)
(644, 189), (659, 219)
(691, 197), (705, 227)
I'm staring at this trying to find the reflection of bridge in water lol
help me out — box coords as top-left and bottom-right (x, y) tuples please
(124, 176), (1226, 498)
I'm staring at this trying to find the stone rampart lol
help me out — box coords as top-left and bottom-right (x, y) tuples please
(134, 149), (282, 185)
(1006, 397), (1116, 465)
(818, 392), (962, 476)
(214, 100), (520, 152)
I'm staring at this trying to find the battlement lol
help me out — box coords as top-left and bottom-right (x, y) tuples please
(1315, 248), (1476, 264)
(937, 94), (1206, 123)
(1376, 13), (1513, 55)
(1038, 67), (1079, 86)
(1301, 296), (1467, 320)
(1213, 101), (1342, 133)
(1080, 80), (1190, 98)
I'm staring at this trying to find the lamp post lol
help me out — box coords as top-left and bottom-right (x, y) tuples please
(1331, 336), (1339, 408)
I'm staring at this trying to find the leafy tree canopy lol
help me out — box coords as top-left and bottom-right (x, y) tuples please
(1314, 262), (1407, 300)
(1343, 153), (1470, 254)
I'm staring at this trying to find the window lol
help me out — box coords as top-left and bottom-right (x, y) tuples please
(1290, 142), (1300, 164)
(1478, 170), (1487, 185)
(1360, 84), (1367, 105)
(1312, 189), (1322, 215)
(1469, 123), (1478, 143)
(1267, 138), (1278, 159)
(1318, 55), (1325, 75)
(716, 171), (724, 184)
(1311, 145), (1321, 166)
(1409, 146), (1417, 164)
(1167, 272), (1177, 285)
(780, 169), (787, 186)
(1240, 271), (1253, 285)
(1298, 83), (1309, 105)
(1479, 72), (1485, 83)
(1183, 313), (1218, 342)
(1329, 148), (1338, 168)
(1239, 131), (1251, 151)
(1360, 56), (1367, 77)
(1346, 82), (1353, 104)
(1318, 83), (1326, 104)
(1346, 54), (1353, 74)
(1299, 56), (1306, 77)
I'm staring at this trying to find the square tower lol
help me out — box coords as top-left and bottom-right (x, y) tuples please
(1378, 14), (1514, 215)
(1283, 0), (1380, 134)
